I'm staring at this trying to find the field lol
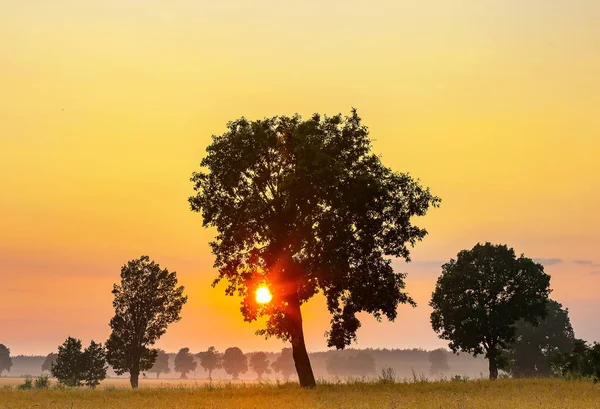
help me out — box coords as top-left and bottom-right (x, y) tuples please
(1, 378), (600, 409)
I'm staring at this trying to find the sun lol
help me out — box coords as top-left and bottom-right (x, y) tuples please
(255, 286), (273, 304)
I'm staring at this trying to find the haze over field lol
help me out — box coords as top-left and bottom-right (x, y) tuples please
(1, 1), (599, 356)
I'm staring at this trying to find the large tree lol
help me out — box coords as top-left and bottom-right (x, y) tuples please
(0, 344), (12, 376)
(428, 348), (450, 375)
(106, 256), (187, 388)
(506, 299), (575, 378)
(430, 243), (551, 380)
(271, 348), (295, 380)
(249, 352), (271, 380)
(189, 110), (439, 387)
(174, 347), (197, 379)
(197, 346), (222, 380)
(148, 349), (171, 379)
(222, 347), (248, 380)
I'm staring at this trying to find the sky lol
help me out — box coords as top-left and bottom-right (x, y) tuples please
(1, 1), (599, 356)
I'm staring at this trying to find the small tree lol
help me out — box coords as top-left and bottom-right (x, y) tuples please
(428, 349), (450, 375)
(197, 347), (222, 380)
(106, 256), (187, 388)
(347, 352), (376, 377)
(430, 243), (551, 380)
(0, 344), (12, 376)
(550, 339), (600, 380)
(249, 352), (271, 380)
(189, 110), (440, 387)
(506, 299), (575, 378)
(174, 348), (197, 379)
(51, 337), (85, 387)
(82, 341), (107, 388)
(41, 353), (58, 374)
(222, 347), (248, 380)
(271, 348), (295, 380)
(51, 337), (107, 387)
(148, 349), (171, 379)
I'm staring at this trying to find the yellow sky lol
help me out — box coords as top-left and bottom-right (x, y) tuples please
(1, 1), (599, 355)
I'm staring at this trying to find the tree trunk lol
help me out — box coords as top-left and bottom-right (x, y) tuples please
(288, 297), (317, 388)
(156, 372), (159, 379)
(130, 370), (139, 389)
(488, 353), (499, 380)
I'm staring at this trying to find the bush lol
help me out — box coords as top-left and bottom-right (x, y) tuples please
(34, 375), (50, 389)
(17, 377), (33, 390)
(377, 367), (396, 384)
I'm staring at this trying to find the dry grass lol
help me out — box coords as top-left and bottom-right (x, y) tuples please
(1, 378), (599, 408)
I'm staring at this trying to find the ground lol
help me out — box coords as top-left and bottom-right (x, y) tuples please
(1, 378), (599, 408)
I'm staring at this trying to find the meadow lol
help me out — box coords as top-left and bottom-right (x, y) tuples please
(1, 378), (599, 409)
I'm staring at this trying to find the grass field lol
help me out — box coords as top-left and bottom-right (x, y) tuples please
(1, 378), (599, 409)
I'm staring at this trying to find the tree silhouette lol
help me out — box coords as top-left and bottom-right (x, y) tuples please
(42, 353), (58, 374)
(0, 344), (12, 376)
(148, 349), (171, 379)
(430, 243), (551, 380)
(550, 339), (600, 380)
(189, 110), (440, 387)
(106, 256), (187, 388)
(506, 299), (575, 378)
(174, 348), (197, 379)
(428, 348), (450, 375)
(197, 347), (222, 380)
(222, 347), (248, 380)
(51, 337), (107, 387)
(271, 348), (295, 380)
(325, 352), (375, 377)
(249, 352), (271, 380)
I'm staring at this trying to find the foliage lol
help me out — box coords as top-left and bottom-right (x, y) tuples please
(51, 337), (107, 388)
(41, 353), (58, 374)
(16, 377), (33, 390)
(106, 256), (187, 388)
(326, 352), (376, 377)
(197, 347), (222, 380)
(222, 347), (248, 380)
(550, 339), (600, 381)
(189, 110), (440, 387)
(377, 367), (397, 384)
(174, 348), (197, 379)
(34, 375), (50, 389)
(249, 352), (271, 380)
(505, 299), (575, 378)
(428, 348), (450, 375)
(0, 344), (12, 375)
(271, 348), (295, 380)
(148, 349), (171, 379)
(430, 243), (551, 380)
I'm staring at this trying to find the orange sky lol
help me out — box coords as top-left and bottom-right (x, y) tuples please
(1, 1), (599, 356)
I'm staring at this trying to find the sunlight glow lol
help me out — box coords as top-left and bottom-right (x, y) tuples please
(255, 286), (273, 304)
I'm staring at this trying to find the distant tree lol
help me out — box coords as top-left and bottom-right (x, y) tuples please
(271, 348), (295, 380)
(506, 299), (575, 378)
(249, 352), (271, 380)
(222, 347), (248, 380)
(174, 348), (197, 379)
(430, 243), (551, 380)
(0, 344), (12, 376)
(197, 347), (222, 380)
(428, 349), (450, 375)
(189, 110), (440, 387)
(81, 341), (107, 388)
(42, 353), (58, 374)
(106, 256), (187, 389)
(148, 349), (171, 379)
(550, 339), (600, 380)
(326, 352), (376, 377)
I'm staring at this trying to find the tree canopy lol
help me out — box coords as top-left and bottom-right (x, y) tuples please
(271, 348), (295, 380)
(505, 299), (575, 378)
(42, 353), (58, 374)
(222, 347), (248, 380)
(249, 352), (271, 380)
(106, 256), (187, 388)
(51, 337), (107, 388)
(174, 348), (197, 379)
(197, 347), (222, 380)
(430, 243), (551, 379)
(189, 110), (439, 387)
(148, 349), (171, 379)
(428, 348), (450, 375)
(0, 344), (12, 375)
